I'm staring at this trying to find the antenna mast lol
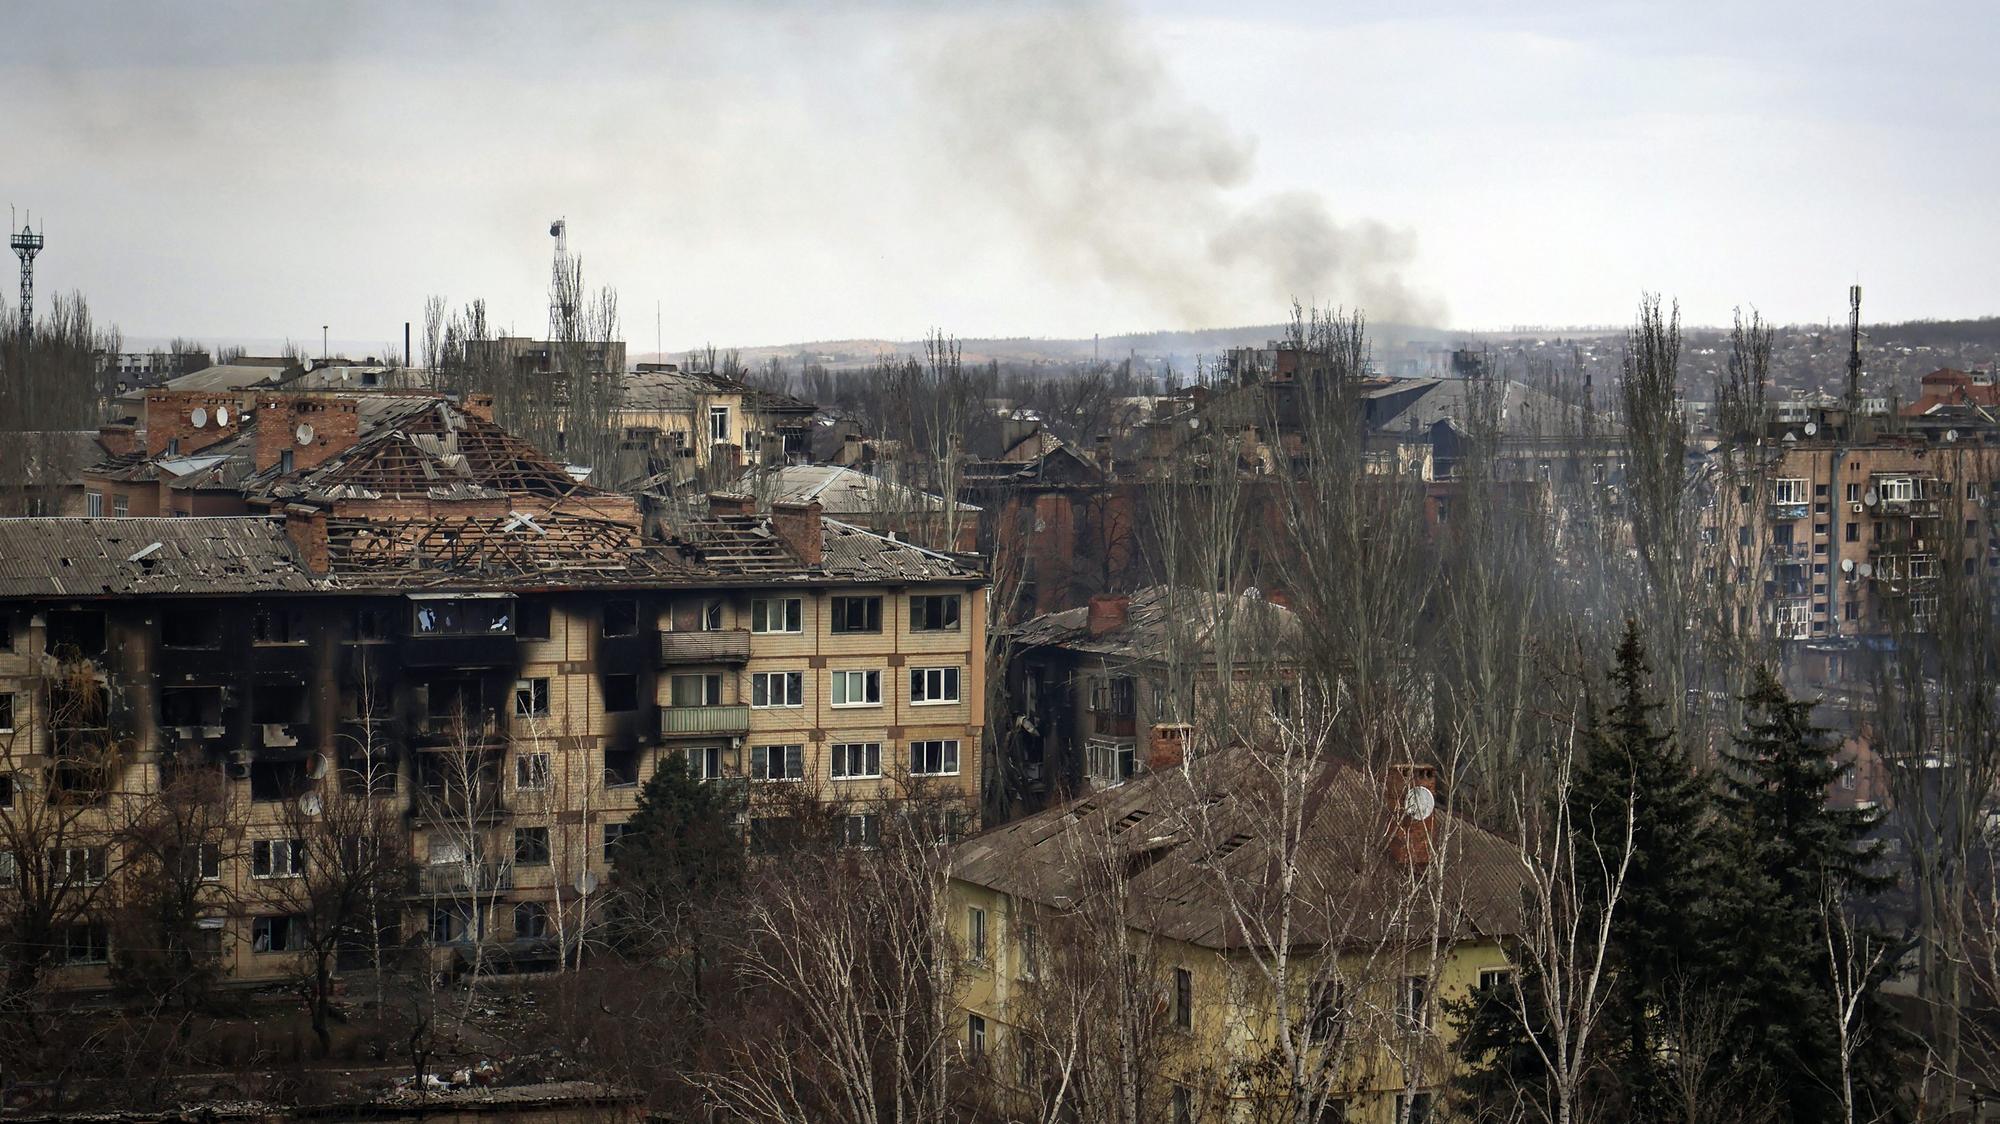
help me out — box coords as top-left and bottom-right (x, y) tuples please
(547, 218), (573, 354)
(10, 210), (44, 346)
(1846, 284), (1863, 420)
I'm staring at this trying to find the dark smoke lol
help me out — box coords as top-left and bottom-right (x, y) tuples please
(915, 3), (1443, 328)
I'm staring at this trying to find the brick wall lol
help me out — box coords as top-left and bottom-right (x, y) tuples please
(144, 391), (251, 457)
(255, 395), (361, 474)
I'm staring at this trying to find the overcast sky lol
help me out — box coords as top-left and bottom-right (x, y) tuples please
(5, 1), (1994, 352)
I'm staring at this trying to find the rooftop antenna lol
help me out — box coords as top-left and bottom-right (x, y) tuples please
(10, 208), (44, 345)
(1846, 284), (1863, 420)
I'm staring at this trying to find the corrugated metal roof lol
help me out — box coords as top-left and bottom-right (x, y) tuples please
(0, 517), (321, 598)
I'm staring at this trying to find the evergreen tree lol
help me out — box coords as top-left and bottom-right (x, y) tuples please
(608, 749), (745, 960)
(1712, 666), (1902, 1123)
(1569, 621), (1715, 1118)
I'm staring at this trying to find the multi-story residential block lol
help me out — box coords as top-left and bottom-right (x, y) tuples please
(618, 363), (816, 477)
(999, 587), (1298, 815)
(4, 399), (985, 989)
(950, 746), (1523, 1123)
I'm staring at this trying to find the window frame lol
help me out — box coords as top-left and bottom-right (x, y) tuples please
(831, 669), (882, 708)
(513, 826), (552, 866)
(967, 906), (987, 961)
(909, 666), (961, 706)
(515, 751), (551, 791)
(513, 677), (550, 719)
(910, 593), (961, 632)
(910, 739), (961, 777)
(250, 838), (305, 880)
(830, 741), (882, 780)
(830, 595), (883, 634)
(750, 744), (805, 782)
(751, 671), (805, 709)
(750, 597), (803, 634)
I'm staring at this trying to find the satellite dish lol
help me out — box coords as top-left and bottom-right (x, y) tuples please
(1946, 429), (1960, 443)
(1804, 422), (1818, 436)
(1859, 562), (1874, 578)
(575, 870), (600, 895)
(190, 407), (208, 429)
(298, 792), (323, 818)
(1403, 786), (1436, 821)
(295, 423), (315, 446)
(305, 753), (328, 780)
(215, 406), (230, 426)
(1864, 489), (1879, 506)
(1841, 558), (1855, 573)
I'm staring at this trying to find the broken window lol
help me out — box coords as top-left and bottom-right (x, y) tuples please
(830, 596), (881, 633)
(604, 748), (640, 788)
(514, 678), (550, 719)
(248, 759), (308, 802)
(160, 686), (223, 729)
(60, 923), (109, 965)
(352, 605), (392, 641)
(410, 597), (514, 637)
(44, 610), (106, 657)
(251, 605), (304, 644)
(602, 674), (640, 713)
(517, 600), (551, 640)
(251, 682), (307, 726)
(160, 608), (222, 648)
(910, 594), (960, 632)
(602, 599), (638, 637)
(751, 671), (803, 708)
(513, 826), (551, 866)
(514, 901), (551, 940)
(750, 744), (804, 781)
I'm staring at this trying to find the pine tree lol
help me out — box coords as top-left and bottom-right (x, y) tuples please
(608, 749), (745, 959)
(1569, 621), (1715, 1118)
(1713, 666), (1902, 1123)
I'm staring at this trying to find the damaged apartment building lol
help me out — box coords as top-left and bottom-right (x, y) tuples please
(0, 387), (985, 986)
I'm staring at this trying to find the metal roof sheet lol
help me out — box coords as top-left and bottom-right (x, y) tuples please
(0, 517), (322, 598)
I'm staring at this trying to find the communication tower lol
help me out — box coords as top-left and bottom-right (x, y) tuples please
(10, 211), (43, 344)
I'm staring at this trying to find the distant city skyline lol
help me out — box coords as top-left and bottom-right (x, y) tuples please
(8, 1), (1994, 347)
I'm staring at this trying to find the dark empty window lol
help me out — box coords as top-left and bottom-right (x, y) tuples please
(603, 600), (638, 637)
(353, 605), (391, 641)
(251, 683), (307, 726)
(251, 606), (303, 644)
(44, 610), (106, 657)
(513, 826), (551, 865)
(911, 594), (961, 631)
(830, 596), (881, 633)
(604, 748), (640, 788)
(249, 760), (308, 802)
(161, 608), (222, 648)
(602, 674), (639, 713)
(517, 600), (551, 640)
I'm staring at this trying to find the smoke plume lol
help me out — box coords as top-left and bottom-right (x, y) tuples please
(915, 3), (1443, 329)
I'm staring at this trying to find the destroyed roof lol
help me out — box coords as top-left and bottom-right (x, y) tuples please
(741, 464), (979, 516)
(952, 745), (1526, 950)
(1360, 377), (1589, 440)
(250, 397), (595, 505)
(121, 361), (299, 401)
(323, 505), (679, 588)
(657, 515), (980, 583)
(1009, 585), (1299, 663)
(0, 517), (321, 597)
(621, 367), (816, 415)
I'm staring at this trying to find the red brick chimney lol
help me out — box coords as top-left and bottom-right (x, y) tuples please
(1385, 764), (1439, 866)
(283, 504), (330, 576)
(707, 491), (754, 516)
(97, 423), (138, 458)
(1086, 593), (1129, 638)
(255, 395), (361, 475)
(1147, 723), (1192, 770)
(770, 500), (823, 566)
(462, 392), (496, 423)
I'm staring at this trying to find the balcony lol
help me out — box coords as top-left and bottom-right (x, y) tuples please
(659, 629), (751, 665)
(1769, 500), (1810, 522)
(659, 704), (751, 738)
(417, 863), (514, 895)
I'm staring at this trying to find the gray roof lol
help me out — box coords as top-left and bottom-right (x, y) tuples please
(743, 464), (979, 516)
(621, 368), (815, 415)
(0, 517), (322, 598)
(130, 362), (297, 398)
(1362, 376), (1587, 441)
(952, 745), (1526, 950)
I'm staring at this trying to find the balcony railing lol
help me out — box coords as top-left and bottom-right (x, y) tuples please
(659, 629), (752, 665)
(417, 863), (513, 895)
(659, 704), (751, 737)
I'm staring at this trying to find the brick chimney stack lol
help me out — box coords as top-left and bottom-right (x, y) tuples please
(255, 395), (360, 475)
(1385, 763), (1440, 866)
(283, 503), (330, 576)
(770, 500), (823, 566)
(1147, 723), (1192, 770)
(463, 392), (496, 423)
(707, 492), (754, 516)
(97, 423), (138, 458)
(1086, 593), (1129, 638)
